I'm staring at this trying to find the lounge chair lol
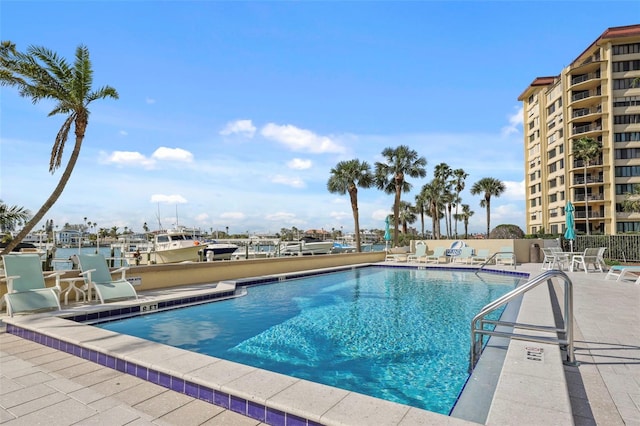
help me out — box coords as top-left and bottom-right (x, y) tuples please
(422, 247), (447, 264)
(604, 265), (640, 284)
(470, 249), (491, 265)
(495, 246), (516, 266)
(407, 243), (428, 262)
(77, 253), (137, 304)
(1, 254), (63, 316)
(452, 246), (474, 264)
(571, 247), (606, 273)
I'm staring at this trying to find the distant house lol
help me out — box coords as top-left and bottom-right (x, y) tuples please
(57, 229), (82, 246)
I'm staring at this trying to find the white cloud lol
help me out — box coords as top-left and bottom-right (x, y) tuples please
(146, 98), (156, 104)
(150, 194), (188, 204)
(287, 158), (312, 170)
(101, 151), (156, 169)
(329, 210), (351, 221)
(261, 123), (346, 154)
(265, 212), (297, 222)
(271, 174), (306, 188)
(501, 106), (523, 137)
(220, 119), (257, 138)
(503, 179), (526, 200)
(195, 213), (210, 222)
(372, 209), (392, 221)
(119, 130), (128, 136)
(152, 147), (194, 162)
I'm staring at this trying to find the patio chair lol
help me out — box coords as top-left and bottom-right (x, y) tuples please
(470, 249), (491, 265)
(77, 253), (137, 304)
(1, 254), (63, 316)
(604, 265), (640, 284)
(422, 247), (448, 264)
(407, 242), (428, 262)
(495, 246), (516, 265)
(452, 246), (474, 264)
(571, 247), (606, 273)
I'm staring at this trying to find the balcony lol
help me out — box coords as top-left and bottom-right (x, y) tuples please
(574, 193), (604, 202)
(574, 211), (604, 219)
(571, 105), (602, 119)
(572, 123), (602, 136)
(573, 158), (603, 168)
(570, 88), (602, 109)
(573, 176), (604, 185)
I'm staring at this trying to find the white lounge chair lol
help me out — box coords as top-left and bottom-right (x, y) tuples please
(470, 249), (491, 265)
(1, 254), (64, 316)
(78, 253), (138, 303)
(407, 243), (428, 262)
(422, 247), (447, 264)
(571, 247), (607, 273)
(605, 265), (640, 284)
(452, 247), (474, 264)
(496, 246), (516, 266)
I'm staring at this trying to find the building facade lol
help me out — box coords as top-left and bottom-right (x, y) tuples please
(519, 24), (640, 235)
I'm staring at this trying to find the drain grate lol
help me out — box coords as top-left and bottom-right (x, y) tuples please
(525, 346), (544, 362)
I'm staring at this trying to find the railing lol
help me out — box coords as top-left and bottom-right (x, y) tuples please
(572, 123), (602, 135)
(573, 176), (604, 185)
(469, 270), (576, 373)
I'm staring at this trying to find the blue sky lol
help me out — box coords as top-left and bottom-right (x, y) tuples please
(0, 2), (636, 237)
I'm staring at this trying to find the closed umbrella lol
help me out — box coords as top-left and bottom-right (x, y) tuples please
(384, 215), (392, 251)
(564, 202), (576, 252)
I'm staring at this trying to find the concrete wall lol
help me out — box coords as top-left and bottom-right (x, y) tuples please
(410, 239), (544, 263)
(4, 252), (386, 300)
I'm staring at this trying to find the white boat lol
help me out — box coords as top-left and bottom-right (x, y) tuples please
(329, 242), (357, 254)
(201, 241), (239, 261)
(278, 236), (334, 256)
(126, 228), (204, 265)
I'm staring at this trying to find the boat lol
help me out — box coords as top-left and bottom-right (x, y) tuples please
(201, 241), (239, 261)
(329, 241), (357, 254)
(125, 228), (204, 265)
(278, 236), (334, 256)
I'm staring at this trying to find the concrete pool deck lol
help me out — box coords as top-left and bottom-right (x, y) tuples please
(1, 262), (638, 425)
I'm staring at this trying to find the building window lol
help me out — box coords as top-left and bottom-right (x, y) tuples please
(617, 222), (640, 233)
(612, 60), (640, 72)
(615, 132), (640, 142)
(613, 78), (638, 90)
(615, 166), (640, 177)
(549, 194), (558, 203)
(550, 224), (558, 234)
(615, 148), (640, 159)
(614, 114), (640, 125)
(616, 184), (637, 195)
(613, 96), (640, 107)
(613, 43), (640, 55)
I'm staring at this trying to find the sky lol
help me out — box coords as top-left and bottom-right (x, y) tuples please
(0, 1), (637, 237)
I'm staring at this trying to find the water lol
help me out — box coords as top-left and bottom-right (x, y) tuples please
(51, 247), (125, 270)
(96, 267), (518, 414)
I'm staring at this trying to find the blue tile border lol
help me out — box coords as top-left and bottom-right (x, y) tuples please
(5, 323), (325, 426)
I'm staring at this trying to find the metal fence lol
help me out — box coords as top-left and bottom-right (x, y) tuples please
(573, 235), (640, 262)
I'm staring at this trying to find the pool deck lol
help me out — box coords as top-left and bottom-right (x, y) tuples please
(1, 262), (639, 425)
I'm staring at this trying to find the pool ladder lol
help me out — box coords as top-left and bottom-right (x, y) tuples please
(469, 270), (576, 373)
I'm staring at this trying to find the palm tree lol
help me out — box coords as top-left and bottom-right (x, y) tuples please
(434, 163), (453, 238)
(451, 168), (468, 238)
(327, 159), (374, 252)
(455, 204), (474, 239)
(419, 180), (445, 239)
(374, 145), (427, 246)
(572, 136), (601, 235)
(470, 177), (506, 238)
(0, 42), (118, 255)
(0, 200), (31, 234)
(396, 201), (417, 235)
(414, 191), (428, 238)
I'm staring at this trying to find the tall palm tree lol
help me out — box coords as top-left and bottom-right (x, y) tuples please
(327, 159), (373, 252)
(414, 191), (428, 238)
(420, 180), (445, 239)
(572, 136), (601, 235)
(455, 204), (474, 239)
(433, 163), (453, 238)
(470, 177), (506, 238)
(0, 41), (118, 255)
(396, 200), (417, 236)
(451, 168), (468, 238)
(374, 145), (427, 247)
(0, 200), (31, 234)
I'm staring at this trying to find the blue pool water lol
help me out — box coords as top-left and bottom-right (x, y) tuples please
(97, 267), (519, 414)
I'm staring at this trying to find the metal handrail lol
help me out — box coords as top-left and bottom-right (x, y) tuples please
(474, 251), (517, 272)
(469, 269), (575, 372)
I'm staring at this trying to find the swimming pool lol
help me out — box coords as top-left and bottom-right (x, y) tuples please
(97, 266), (519, 414)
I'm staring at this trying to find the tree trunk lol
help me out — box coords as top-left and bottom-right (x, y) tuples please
(349, 187), (362, 252)
(1, 119), (85, 255)
(584, 166), (590, 235)
(485, 198), (491, 238)
(393, 183), (402, 246)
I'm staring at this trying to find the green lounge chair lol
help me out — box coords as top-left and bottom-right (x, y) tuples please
(423, 247), (447, 264)
(407, 243), (428, 262)
(496, 246), (516, 265)
(1, 254), (63, 316)
(452, 246), (474, 264)
(78, 253), (137, 304)
(470, 249), (491, 265)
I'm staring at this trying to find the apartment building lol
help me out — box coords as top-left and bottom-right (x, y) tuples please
(519, 24), (640, 235)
